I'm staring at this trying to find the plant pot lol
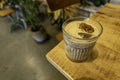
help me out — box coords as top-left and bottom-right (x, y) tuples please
(31, 25), (48, 43)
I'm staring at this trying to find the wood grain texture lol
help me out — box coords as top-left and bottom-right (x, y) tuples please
(46, 4), (120, 80)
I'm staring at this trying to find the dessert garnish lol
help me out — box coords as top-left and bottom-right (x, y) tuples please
(79, 23), (94, 33)
(78, 32), (92, 39)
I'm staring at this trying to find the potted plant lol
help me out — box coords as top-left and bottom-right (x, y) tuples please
(6, 0), (48, 43)
(21, 0), (48, 43)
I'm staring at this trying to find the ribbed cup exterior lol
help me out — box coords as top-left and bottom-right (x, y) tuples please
(64, 39), (95, 62)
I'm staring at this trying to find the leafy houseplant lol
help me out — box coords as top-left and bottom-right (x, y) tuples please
(80, 0), (111, 7)
(6, 0), (48, 43)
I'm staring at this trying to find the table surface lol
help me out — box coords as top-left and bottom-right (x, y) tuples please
(46, 3), (120, 80)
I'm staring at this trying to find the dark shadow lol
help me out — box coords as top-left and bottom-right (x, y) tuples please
(76, 77), (95, 80)
(86, 49), (99, 62)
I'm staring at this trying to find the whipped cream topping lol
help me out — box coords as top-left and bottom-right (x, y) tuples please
(64, 19), (100, 39)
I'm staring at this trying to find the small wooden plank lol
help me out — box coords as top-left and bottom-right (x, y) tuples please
(0, 8), (14, 17)
(46, 4), (120, 80)
(46, 40), (120, 80)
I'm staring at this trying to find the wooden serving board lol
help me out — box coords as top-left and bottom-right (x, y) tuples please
(46, 3), (120, 80)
